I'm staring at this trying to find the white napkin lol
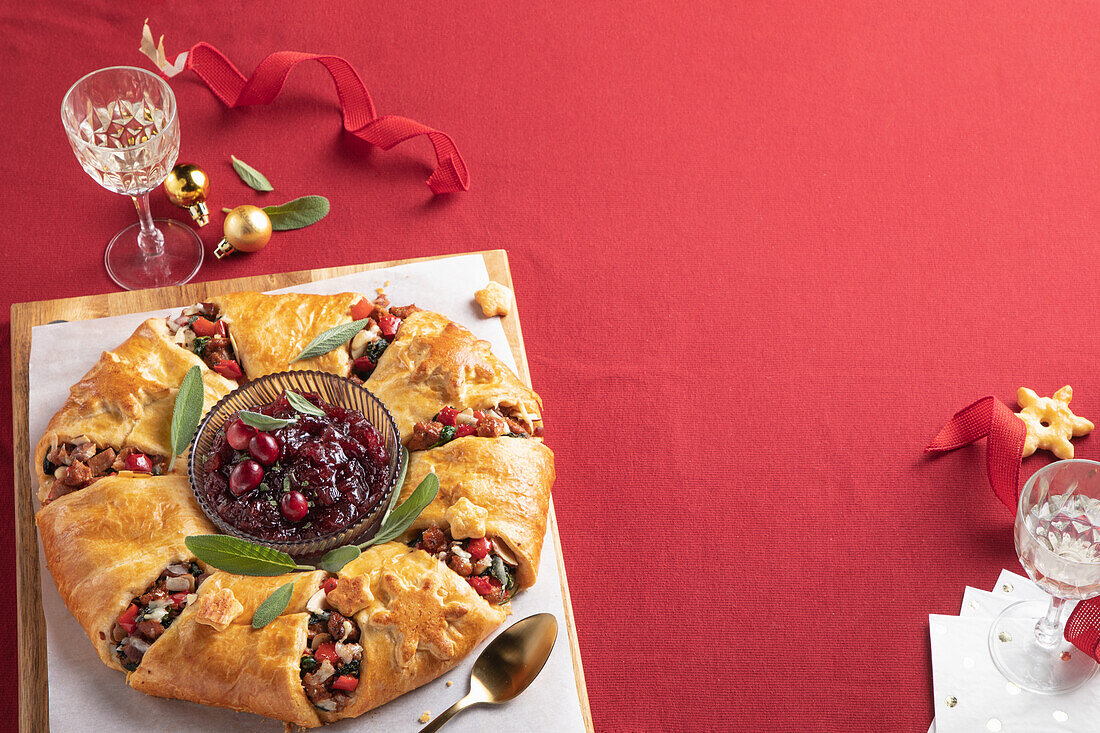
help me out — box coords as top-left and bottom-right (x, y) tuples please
(929, 571), (1099, 733)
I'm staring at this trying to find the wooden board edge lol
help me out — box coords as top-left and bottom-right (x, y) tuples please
(12, 302), (48, 733)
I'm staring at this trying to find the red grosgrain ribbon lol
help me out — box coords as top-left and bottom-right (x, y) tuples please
(183, 43), (469, 194)
(924, 396), (1025, 511)
(1066, 598), (1100, 662)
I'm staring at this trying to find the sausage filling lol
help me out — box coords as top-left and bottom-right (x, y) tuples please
(300, 577), (364, 712)
(347, 293), (419, 381)
(166, 303), (244, 382)
(406, 406), (543, 452)
(42, 438), (165, 503)
(412, 525), (517, 604)
(112, 561), (207, 671)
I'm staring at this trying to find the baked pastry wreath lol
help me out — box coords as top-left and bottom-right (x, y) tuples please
(34, 290), (554, 728)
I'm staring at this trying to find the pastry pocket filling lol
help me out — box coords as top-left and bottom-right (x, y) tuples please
(166, 303), (244, 382)
(347, 293), (420, 381)
(42, 437), (166, 503)
(405, 405), (543, 452)
(300, 577), (364, 712)
(113, 561), (207, 671)
(411, 525), (518, 604)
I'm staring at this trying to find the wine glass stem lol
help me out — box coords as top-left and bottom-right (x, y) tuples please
(1035, 595), (1067, 648)
(132, 193), (164, 257)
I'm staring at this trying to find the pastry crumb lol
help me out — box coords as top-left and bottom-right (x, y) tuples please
(419, 711), (432, 723)
(475, 281), (513, 317)
(445, 680), (453, 687)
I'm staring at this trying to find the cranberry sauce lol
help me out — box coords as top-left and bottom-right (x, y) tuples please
(201, 392), (390, 543)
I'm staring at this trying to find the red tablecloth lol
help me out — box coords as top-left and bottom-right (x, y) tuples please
(4, 2), (1100, 731)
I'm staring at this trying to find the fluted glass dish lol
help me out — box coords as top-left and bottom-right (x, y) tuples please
(188, 370), (401, 558)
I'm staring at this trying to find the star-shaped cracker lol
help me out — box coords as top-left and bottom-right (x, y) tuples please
(368, 571), (469, 667)
(1017, 386), (1094, 459)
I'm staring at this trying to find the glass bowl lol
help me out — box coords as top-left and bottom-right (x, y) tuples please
(187, 370), (402, 558)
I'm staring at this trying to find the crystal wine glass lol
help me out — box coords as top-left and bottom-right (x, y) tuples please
(989, 459), (1100, 693)
(61, 66), (202, 290)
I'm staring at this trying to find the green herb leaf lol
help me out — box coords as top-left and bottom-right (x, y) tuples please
(252, 581), (294, 628)
(366, 338), (389, 363)
(285, 390), (326, 417)
(230, 155), (274, 192)
(386, 446), (410, 518)
(169, 366), (204, 471)
(238, 410), (298, 431)
(363, 472), (439, 548)
(263, 195), (330, 231)
(185, 535), (298, 576)
(291, 319), (369, 363)
(319, 545), (362, 573)
(490, 555), (510, 588)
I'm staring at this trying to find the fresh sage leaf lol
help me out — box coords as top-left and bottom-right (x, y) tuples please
(252, 581), (294, 628)
(490, 555), (510, 588)
(263, 195), (330, 231)
(185, 535), (298, 576)
(285, 390), (326, 417)
(386, 446), (410, 518)
(291, 319), (369, 363)
(169, 366), (204, 471)
(320, 545), (362, 573)
(230, 155), (274, 192)
(363, 472), (439, 548)
(238, 410), (298, 431)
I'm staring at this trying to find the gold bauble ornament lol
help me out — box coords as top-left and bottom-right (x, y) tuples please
(215, 205), (272, 259)
(163, 163), (211, 226)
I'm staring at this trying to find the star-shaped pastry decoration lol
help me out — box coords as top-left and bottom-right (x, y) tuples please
(1017, 386), (1094, 459)
(368, 571), (470, 667)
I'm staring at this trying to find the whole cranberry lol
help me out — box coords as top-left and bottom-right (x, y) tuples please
(249, 432), (281, 465)
(280, 491), (309, 522)
(229, 460), (264, 496)
(226, 419), (256, 451)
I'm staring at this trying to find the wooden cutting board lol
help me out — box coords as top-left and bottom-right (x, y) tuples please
(10, 249), (592, 732)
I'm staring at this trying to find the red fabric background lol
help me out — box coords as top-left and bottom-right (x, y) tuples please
(3, 2), (1100, 731)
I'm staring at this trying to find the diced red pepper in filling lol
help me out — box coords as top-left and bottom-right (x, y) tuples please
(353, 356), (376, 376)
(321, 577), (338, 594)
(191, 316), (218, 337)
(331, 675), (359, 692)
(467, 575), (493, 595)
(378, 314), (401, 340)
(314, 642), (339, 665)
(436, 407), (459, 427)
(117, 604), (140, 634)
(213, 319), (227, 337)
(473, 410), (486, 420)
(169, 592), (190, 609)
(212, 360), (244, 380)
(350, 298), (372, 321)
(455, 424), (477, 438)
(466, 537), (491, 560)
(124, 452), (153, 473)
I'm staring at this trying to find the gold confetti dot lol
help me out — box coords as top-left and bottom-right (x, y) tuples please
(1001, 584), (1013, 593)
(419, 711), (431, 723)
(998, 631), (1012, 643)
(446, 680), (453, 687)
(945, 696), (958, 708)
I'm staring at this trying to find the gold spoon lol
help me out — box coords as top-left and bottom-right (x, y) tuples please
(420, 613), (558, 732)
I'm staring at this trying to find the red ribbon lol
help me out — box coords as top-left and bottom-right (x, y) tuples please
(926, 395), (1100, 662)
(924, 395), (1025, 511)
(183, 44), (469, 194)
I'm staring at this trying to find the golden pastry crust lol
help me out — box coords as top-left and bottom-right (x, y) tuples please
(33, 318), (236, 502)
(399, 437), (554, 589)
(194, 588), (244, 631)
(34, 474), (215, 671)
(207, 291), (364, 379)
(366, 310), (542, 441)
(325, 543), (507, 722)
(474, 282), (513, 317)
(128, 570), (329, 728)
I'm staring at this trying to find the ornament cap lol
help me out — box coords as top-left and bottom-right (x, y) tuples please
(189, 201), (210, 227)
(214, 239), (237, 259)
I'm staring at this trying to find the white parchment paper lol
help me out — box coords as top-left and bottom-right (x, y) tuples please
(28, 254), (585, 733)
